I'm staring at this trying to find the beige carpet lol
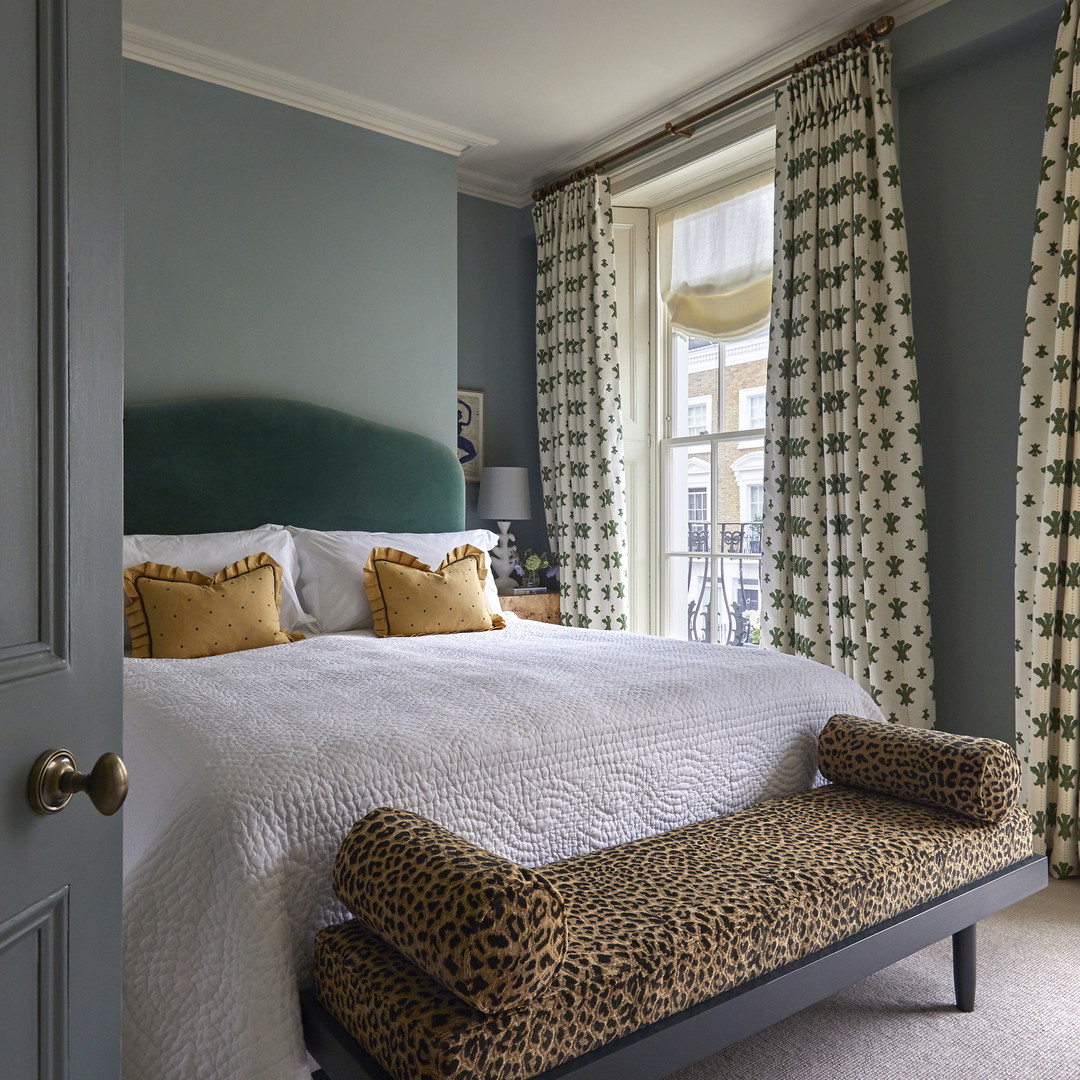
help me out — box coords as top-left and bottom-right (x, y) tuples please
(668, 880), (1079, 1080)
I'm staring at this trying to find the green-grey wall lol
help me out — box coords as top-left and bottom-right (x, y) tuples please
(457, 194), (547, 554)
(123, 60), (458, 445)
(122, 1), (1067, 742)
(892, 0), (1060, 741)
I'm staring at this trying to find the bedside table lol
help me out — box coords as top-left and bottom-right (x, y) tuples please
(500, 593), (561, 625)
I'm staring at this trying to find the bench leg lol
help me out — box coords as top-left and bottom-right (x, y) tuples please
(952, 924), (976, 1012)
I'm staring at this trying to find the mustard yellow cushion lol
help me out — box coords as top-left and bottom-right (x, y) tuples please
(364, 544), (506, 637)
(123, 552), (305, 659)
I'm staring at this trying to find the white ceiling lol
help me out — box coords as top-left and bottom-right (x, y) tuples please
(122, 0), (949, 206)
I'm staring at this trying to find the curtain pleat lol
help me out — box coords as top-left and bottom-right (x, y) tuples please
(1015, 0), (1080, 879)
(761, 41), (935, 728)
(533, 175), (629, 629)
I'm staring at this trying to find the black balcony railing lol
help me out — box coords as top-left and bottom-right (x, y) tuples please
(688, 522), (709, 552)
(685, 521), (762, 646)
(686, 521), (762, 555)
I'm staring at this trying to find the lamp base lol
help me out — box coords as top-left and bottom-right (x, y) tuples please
(489, 520), (517, 595)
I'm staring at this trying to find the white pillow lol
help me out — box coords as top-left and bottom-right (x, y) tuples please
(288, 527), (502, 633)
(122, 524), (312, 634)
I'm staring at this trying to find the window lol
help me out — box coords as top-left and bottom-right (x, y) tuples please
(731, 452), (764, 522)
(739, 387), (766, 431)
(688, 486), (708, 555)
(655, 174), (772, 647)
(611, 118), (775, 638)
(687, 397), (710, 435)
(662, 332), (767, 645)
(745, 482), (764, 523)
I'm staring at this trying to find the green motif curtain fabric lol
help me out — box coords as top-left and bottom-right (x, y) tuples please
(761, 41), (935, 728)
(533, 175), (628, 629)
(1015, 0), (1080, 879)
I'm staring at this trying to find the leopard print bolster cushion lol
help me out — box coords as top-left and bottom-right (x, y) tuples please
(817, 714), (1021, 823)
(332, 807), (567, 1013)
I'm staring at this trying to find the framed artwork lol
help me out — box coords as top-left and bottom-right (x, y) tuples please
(456, 389), (483, 483)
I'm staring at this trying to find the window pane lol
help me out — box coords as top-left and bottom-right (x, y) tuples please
(664, 553), (762, 645)
(717, 554), (761, 646)
(671, 336), (720, 438)
(664, 434), (763, 647)
(665, 554), (716, 642)
(666, 443), (711, 552)
(718, 444), (763, 530)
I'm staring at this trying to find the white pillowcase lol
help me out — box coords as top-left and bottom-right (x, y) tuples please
(122, 524), (312, 634)
(288, 527), (502, 633)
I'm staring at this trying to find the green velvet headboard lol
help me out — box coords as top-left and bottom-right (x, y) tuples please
(123, 396), (465, 535)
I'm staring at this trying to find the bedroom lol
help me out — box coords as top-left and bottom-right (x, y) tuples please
(122, 0), (1055, 748)
(1, 0), (1073, 1077)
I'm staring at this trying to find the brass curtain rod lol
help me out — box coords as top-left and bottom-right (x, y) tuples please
(531, 14), (895, 202)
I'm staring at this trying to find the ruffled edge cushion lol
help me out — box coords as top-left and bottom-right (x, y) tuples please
(363, 544), (507, 638)
(123, 552), (305, 658)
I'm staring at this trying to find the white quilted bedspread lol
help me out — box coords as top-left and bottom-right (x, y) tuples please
(121, 617), (879, 1080)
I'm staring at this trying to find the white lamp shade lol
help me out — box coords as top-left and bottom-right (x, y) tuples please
(477, 467), (531, 521)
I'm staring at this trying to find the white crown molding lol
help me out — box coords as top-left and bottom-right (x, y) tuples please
(528, 0), (952, 195)
(456, 169), (533, 209)
(124, 0), (952, 209)
(122, 23), (499, 159)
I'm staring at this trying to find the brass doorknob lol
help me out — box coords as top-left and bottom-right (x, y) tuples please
(28, 749), (128, 816)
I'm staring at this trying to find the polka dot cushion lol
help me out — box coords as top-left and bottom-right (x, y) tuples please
(364, 544), (506, 637)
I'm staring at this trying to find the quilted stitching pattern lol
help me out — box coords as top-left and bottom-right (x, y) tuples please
(121, 627), (881, 1080)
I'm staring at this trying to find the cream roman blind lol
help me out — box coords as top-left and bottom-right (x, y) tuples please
(658, 173), (773, 341)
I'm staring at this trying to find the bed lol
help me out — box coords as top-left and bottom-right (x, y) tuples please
(120, 396), (881, 1080)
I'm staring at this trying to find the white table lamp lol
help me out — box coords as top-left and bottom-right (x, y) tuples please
(477, 467), (531, 595)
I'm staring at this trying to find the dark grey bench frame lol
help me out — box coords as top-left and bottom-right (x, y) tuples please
(301, 854), (1046, 1080)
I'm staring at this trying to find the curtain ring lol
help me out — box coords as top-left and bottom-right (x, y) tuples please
(665, 121), (695, 139)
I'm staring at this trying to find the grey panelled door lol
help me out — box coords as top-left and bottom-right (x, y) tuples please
(0, 0), (123, 1077)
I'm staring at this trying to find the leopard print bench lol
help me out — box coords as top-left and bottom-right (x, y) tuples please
(302, 715), (1046, 1080)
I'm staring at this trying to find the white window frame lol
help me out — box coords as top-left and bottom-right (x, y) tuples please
(610, 106), (775, 637)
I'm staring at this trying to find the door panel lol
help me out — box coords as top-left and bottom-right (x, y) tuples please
(0, 889), (66, 1078)
(0, 0), (47, 655)
(0, 0), (123, 1077)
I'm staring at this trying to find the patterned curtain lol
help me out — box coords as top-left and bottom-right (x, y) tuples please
(1015, 0), (1080, 879)
(533, 175), (628, 629)
(761, 41), (935, 728)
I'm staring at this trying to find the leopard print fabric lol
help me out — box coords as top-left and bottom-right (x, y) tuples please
(316, 786), (1032, 1080)
(817, 714), (1022, 823)
(332, 808), (566, 1013)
